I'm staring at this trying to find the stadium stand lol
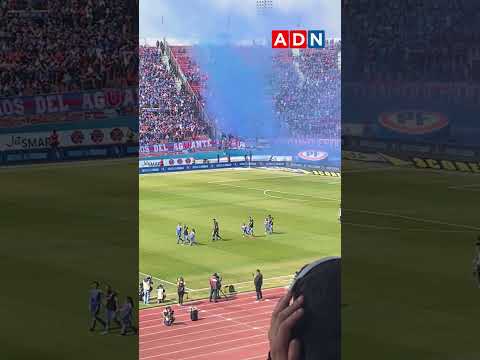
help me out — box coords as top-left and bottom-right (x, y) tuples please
(139, 40), (341, 150)
(343, 0), (480, 82)
(139, 45), (212, 146)
(0, 0), (137, 97)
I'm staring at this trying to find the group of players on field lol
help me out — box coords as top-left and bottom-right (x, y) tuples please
(176, 216), (275, 244)
(176, 224), (197, 245)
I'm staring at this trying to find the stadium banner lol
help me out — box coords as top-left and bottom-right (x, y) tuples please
(342, 144), (480, 174)
(139, 160), (289, 174)
(380, 154), (480, 173)
(343, 136), (480, 161)
(342, 150), (387, 163)
(139, 157), (194, 168)
(0, 127), (132, 151)
(2, 144), (128, 164)
(290, 162), (340, 172)
(138, 160), (342, 174)
(0, 88), (137, 117)
(140, 138), (245, 155)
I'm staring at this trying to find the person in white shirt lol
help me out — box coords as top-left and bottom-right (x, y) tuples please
(157, 285), (165, 303)
(189, 229), (197, 245)
(143, 276), (152, 304)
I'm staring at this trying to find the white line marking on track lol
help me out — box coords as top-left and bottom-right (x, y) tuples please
(140, 335), (266, 359)
(140, 326), (269, 352)
(241, 356), (269, 360)
(174, 341), (269, 360)
(141, 307), (276, 331)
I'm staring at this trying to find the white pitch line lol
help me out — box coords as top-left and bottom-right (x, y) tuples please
(139, 272), (194, 291)
(342, 222), (478, 233)
(263, 189), (308, 201)
(344, 209), (480, 231)
(207, 174), (303, 184)
(189, 275), (293, 292)
(213, 182), (339, 202)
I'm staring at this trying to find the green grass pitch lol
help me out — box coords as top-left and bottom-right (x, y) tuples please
(139, 168), (341, 306)
(342, 161), (479, 359)
(0, 159), (138, 359)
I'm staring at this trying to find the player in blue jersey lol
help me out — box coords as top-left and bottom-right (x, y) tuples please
(176, 223), (183, 244)
(89, 281), (105, 331)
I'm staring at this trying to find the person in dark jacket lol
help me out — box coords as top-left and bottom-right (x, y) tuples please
(177, 277), (186, 305)
(254, 269), (263, 301)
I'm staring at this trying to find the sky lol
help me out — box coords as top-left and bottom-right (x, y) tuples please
(139, 0), (341, 45)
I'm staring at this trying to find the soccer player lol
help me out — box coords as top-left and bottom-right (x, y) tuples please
(212, 218), (222, 241)
(89, 281), (105, 331)
(102, 284), (121, 335)
(473, 239), (480, 288)
(119, 296), (137, 335)
(338, 203), (342, 223)
(183, 225), (189, 245)
(189, 228), (197, 246)
(176, 223), (183, 244)
(268, 214), (274, 234)
(264, 217), (269, 235)
(249, 216), (255, 236)
(241, 223), (248, 237)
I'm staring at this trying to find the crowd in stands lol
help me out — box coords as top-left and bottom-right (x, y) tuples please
(140, 41), (340, 147)
(170, 46), (206, 97)
(273, 46), (341, 140)
(343, 0), (480, 82)
(139, 46), (211, 146)
(0, 0), (137, 97)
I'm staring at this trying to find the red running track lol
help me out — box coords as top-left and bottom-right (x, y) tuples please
(139, 287), (287, 360)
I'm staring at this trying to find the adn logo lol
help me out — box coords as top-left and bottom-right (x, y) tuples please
(379, 110), (449, 135)
(298, 150), (328, 161)
(272, 30), (325, 49)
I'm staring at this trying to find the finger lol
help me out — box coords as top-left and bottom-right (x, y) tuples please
(277, 295), (304, 323)
(277, 307), (304, 343)
(288, 338), (302, 360)
(272, 290), (293, 317)
(270, 291), (295, 338)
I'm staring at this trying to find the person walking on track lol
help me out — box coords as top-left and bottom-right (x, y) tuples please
(254, 269), (264, 301)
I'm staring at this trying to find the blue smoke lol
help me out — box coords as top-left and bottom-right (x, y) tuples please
(193, 44), (277, 139)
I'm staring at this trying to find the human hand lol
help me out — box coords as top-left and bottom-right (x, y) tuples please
(268, 290), (304, 360)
